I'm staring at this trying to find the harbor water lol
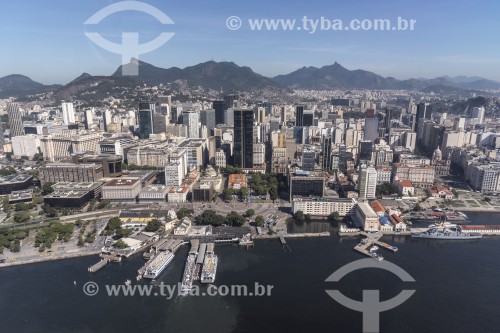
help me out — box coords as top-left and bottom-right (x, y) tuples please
(0, 212), (499, 333)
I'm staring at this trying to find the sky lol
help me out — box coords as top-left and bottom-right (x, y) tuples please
(1, 0), (500, 84)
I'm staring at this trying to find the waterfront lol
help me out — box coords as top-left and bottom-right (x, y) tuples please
(1, 212), (500, 333)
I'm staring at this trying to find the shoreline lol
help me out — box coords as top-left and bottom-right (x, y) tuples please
(0, 250), (100, 269)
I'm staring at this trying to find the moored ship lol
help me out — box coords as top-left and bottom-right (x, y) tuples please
(143, 252), (175, 279)
(412, 223), (482, 240)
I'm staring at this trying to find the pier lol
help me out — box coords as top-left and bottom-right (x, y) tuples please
(352, 231), (399, 261)
(88, 259), (109, 273)
(279, 236), (286, 245)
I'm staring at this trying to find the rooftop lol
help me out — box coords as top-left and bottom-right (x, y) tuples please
(104, 177), (140, 187)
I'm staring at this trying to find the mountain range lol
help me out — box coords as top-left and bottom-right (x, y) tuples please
(1, 59), (500, 99)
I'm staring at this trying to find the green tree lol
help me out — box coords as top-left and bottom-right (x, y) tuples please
(240, 187), (249, 201)
(223, 188), (234, 201)
(106, 217), (122, 231)
(293, 210), (305, 222)
(177, 208), (193, 219)
(226, 211), (245, 227)
(13, 211), (30, 223)
(328, 211), (340, 222)
(246, 209), (255, 217)
(96, 200), (110, 210)
(42, 182), (55, 195)
(195, 210), (226, 226)
(413, 203), (424, 212)
(255, 215), (265, 227)
(11, 239), (21, 252)
(115, 228), (133, 238)
(145, 219), (163, 232)
(114, 239), (128, 249)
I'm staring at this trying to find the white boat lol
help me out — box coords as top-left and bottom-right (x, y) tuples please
(143, 252), (175, 279)
(201, 254), (218, 284)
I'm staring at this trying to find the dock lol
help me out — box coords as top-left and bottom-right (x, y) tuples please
(352, 231), (399, 261)
(88, 259), (109, 273)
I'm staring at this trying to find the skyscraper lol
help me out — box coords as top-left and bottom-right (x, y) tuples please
(84, 110), (93, 130)
(7, 102), (25, 138)
(471, 107), (485, 125)
(322, 135), (332, 170)
(61, 102), (75, 125)
(359, 165), (377, 199)
(224, 94), (238, 110)
(212, 100), (225, 125)
(415, 102), (432, 140)
(363, 109), (379, 141)
(295, 105), (304, 127)
(183, 110), (200, 138)
(200, 109), (216, 135)
(137, 102), (155, 139)
(234, 109), (254, 168)
(103, 110), (112, 131)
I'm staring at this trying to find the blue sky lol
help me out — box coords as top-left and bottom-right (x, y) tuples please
(1, 0), (500, 84)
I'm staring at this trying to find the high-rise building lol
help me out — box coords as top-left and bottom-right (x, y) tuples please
(359, 140), (373, 163)
(84, 110), (94, 130)
(471, 107), (485, 125)
(322, 136), (332, 170)
(234, 109), (254, 168)
(103, 110), (112, 131)
(212, 100), (225, 125)
(200, 109), (216, 135)
(302, 111), (314, 127)
(359, 165), (377, 199)
(61, 102), (75, 125)
(7, 102), (25, 138)
(224, 94), (238, 110)
(364, 109), (379, 141)
(415, 102), (432, 140)
(183, 110), (200, 138)
(137, 102), (155, 139)
(302, 150), (316, 171)
(295, 105), (304, 127)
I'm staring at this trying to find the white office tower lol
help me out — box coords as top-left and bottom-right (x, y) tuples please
(61, 102), (75, 125)
(182, 110), (199, 138)
(471, 107), (485, 125)
(359, 165), (377, 199)
(103, 110), (112, 131)
(453, 117), (466, 131)
(253, 143), (266, 166)
(165, 162), (183, 187)
(84, 110), (94, 130)
(224, 108), (234, 126)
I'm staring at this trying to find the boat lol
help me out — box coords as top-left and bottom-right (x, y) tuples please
(369, 245), (379, 252)
(143, 252), (175, 279)
(411, 223), (482, 240)
(180, 254), (196, 295)
(201, 254), (218, 283)
(239, 233), (254, 246)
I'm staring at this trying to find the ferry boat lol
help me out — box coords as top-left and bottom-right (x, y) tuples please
(201, 254), (218, 283)
(180, 255), (196, 295)
(143, 252), (175, 279)
(412, 223), (482, 240)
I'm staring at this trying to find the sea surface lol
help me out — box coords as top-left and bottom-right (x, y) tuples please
(1, 212), (499, 333)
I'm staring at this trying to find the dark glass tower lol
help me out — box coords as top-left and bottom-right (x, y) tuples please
(212, 100), (225, 125)
(234, 109), (254, 168)
(295, 105), (304, 127)
(138, 102), (155, 139)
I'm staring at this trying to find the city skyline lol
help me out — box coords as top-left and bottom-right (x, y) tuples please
(2, 0), (500, 84)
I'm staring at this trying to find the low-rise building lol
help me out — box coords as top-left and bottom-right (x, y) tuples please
(44, 182), (102, 208)
(428, 183), (453, 200)
(354, 201), (379, 231)
(9, 189), (33, 203)
(395, 180), (415, 196)
(291, 197), (356, 217)
(167, 186), (188, 202)
(102, 177), (142, 202)
(138, 185), (169, 203)
(228, 174), (247, 190)
(0, 173), (33, 195)
(174, 217), (191, 235)
(39, 163), (103, 185)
